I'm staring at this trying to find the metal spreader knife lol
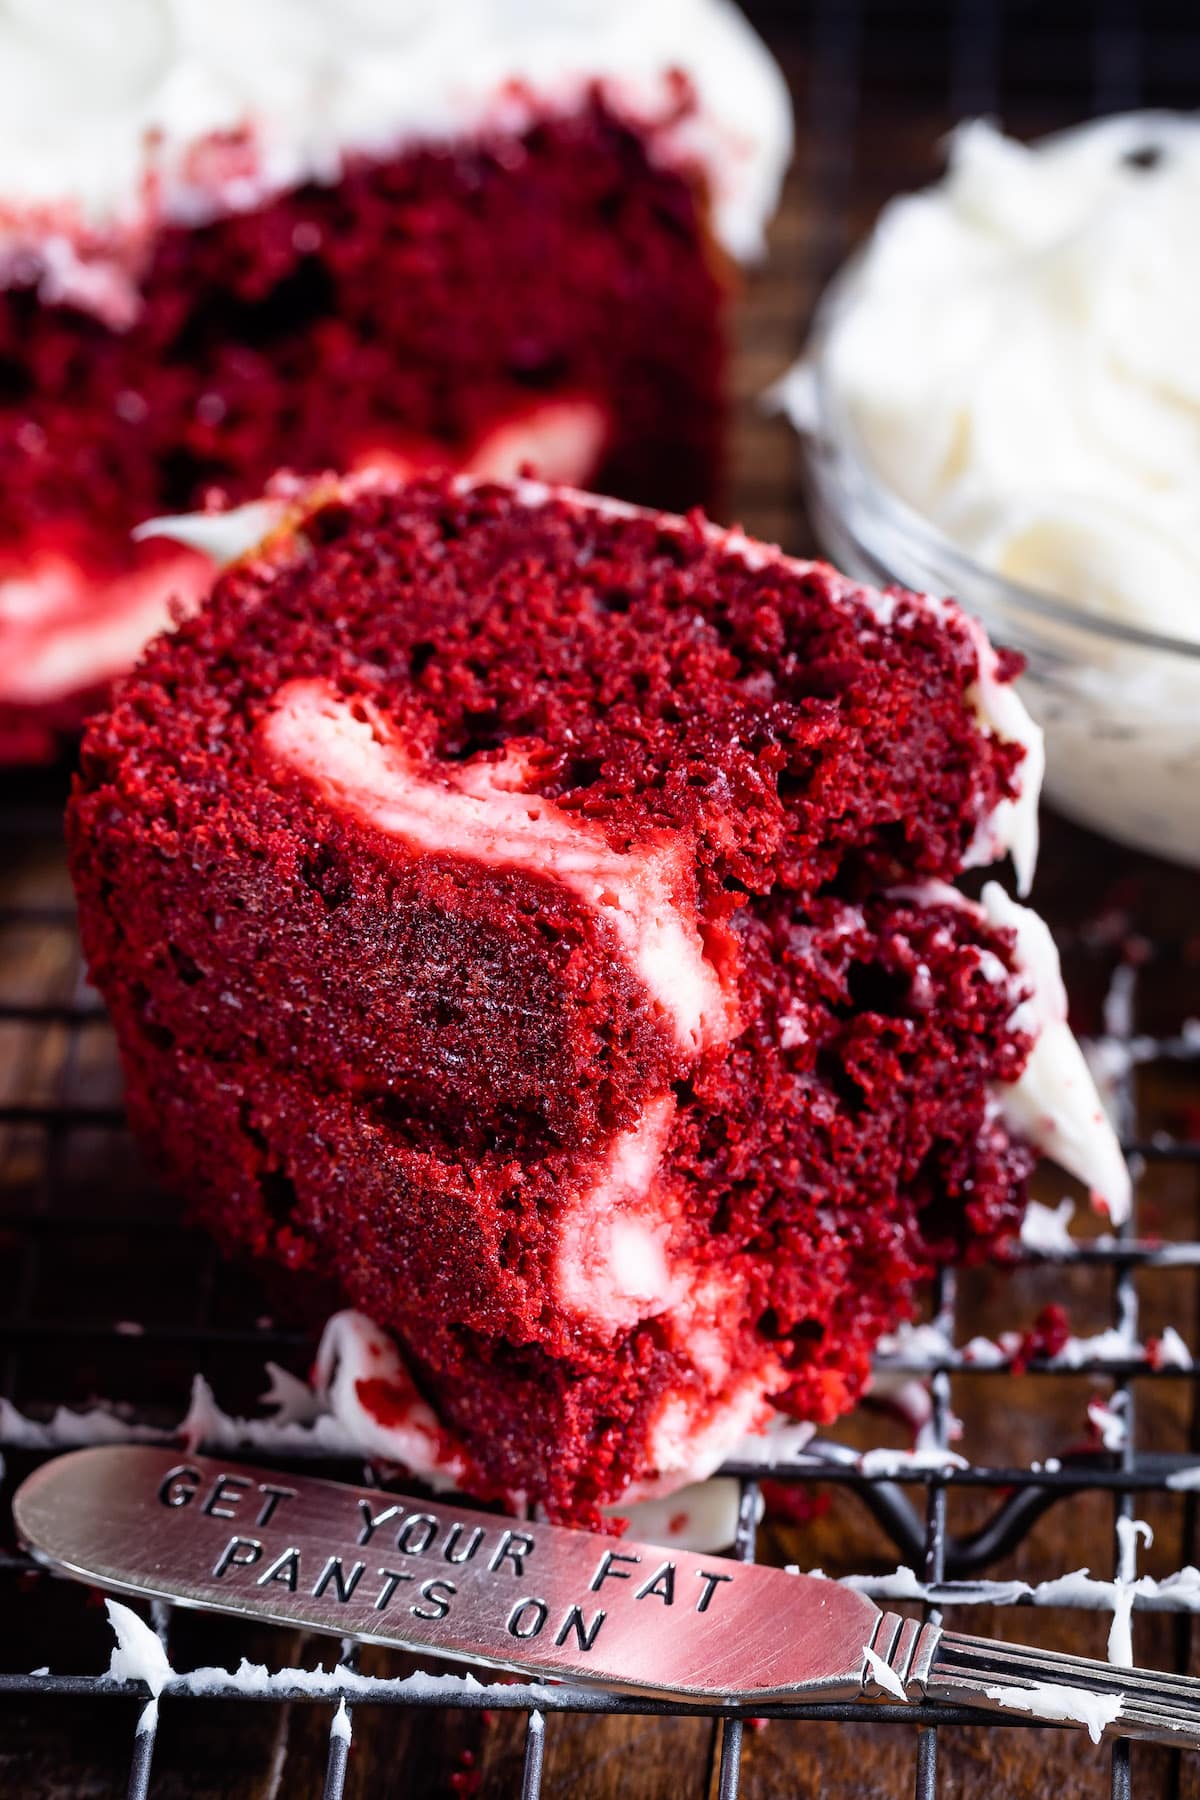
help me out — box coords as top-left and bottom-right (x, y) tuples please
(14, 1446), (1200, 1748)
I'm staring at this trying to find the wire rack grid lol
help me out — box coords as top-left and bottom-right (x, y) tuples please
(6, 814), (1200, 1800)
(4, 4), (1200, 1797)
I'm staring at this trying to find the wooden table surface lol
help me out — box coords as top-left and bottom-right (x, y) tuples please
(5, 10), (1200, 1796)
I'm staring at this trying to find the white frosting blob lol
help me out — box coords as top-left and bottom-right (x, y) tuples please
(555, 1097), (684, 1330)
(1018, 1196), (1076, 1255)
(0, 0), (791, 300)
(642, 1371), (774, 1487)
(133, 500), (285, 567)
(863, 1645), (907, 1700)
(982, 1681), (1124, 1745)
(952, 604), (1044, 896)
(820, 112), (1200, 644)
(106, 1598), (173, 1700)
(313, 1310), (469, 1490)
(981, 881), (1131, 1223)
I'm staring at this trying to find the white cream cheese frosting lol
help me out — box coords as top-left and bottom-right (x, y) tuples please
(811, 112), (1200, 644)
(0, 0), (791, 317)
(980, 880), (1130, 1224)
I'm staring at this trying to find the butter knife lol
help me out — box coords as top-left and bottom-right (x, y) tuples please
(13, 1446), (1199, 1749)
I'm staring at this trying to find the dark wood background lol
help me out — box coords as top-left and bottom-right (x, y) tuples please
(5, 5), (1200, 1794)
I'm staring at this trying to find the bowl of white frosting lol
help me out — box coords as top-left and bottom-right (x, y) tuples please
(780, 111), (1200, 868)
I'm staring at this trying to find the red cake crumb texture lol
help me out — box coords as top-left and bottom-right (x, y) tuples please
(0, 0), (791, 761)
(68, 473), (1128, 1525)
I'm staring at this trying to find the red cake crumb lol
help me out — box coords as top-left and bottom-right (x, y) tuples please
(1011, 1304), (1073, 1373)
(68, 473), (1122, 1523)
(759, 1483), (832, 1527)
(1, 102), (727, 759)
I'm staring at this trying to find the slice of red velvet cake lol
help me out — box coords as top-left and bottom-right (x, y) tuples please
(68, 472), (1127, 1525)
(0, 1), (789, 762)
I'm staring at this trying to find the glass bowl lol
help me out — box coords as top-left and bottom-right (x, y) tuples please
(790, 257), (1200, 869)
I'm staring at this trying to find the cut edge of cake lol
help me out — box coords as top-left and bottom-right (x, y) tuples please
(79, 469), (1128, 1517)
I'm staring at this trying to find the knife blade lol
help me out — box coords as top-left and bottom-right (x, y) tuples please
(13, 1446), (1200, 1749)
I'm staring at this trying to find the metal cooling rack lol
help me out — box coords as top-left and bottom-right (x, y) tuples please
(4, 4), (1200, 1796)
(5, 794), (1200, 1800)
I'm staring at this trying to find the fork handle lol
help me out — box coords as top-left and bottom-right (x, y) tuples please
(867, 1616), (1200, 1751)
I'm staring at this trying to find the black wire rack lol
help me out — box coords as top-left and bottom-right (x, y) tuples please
(4, 5), (1200, 1797)
(5, 791), (1200, 1800)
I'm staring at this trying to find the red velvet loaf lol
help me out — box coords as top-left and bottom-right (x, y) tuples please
(0, 0), (792, 757)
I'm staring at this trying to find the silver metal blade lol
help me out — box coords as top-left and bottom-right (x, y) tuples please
(13, 1446), (878, 1702)
(18, 1446), (1200, 1750)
